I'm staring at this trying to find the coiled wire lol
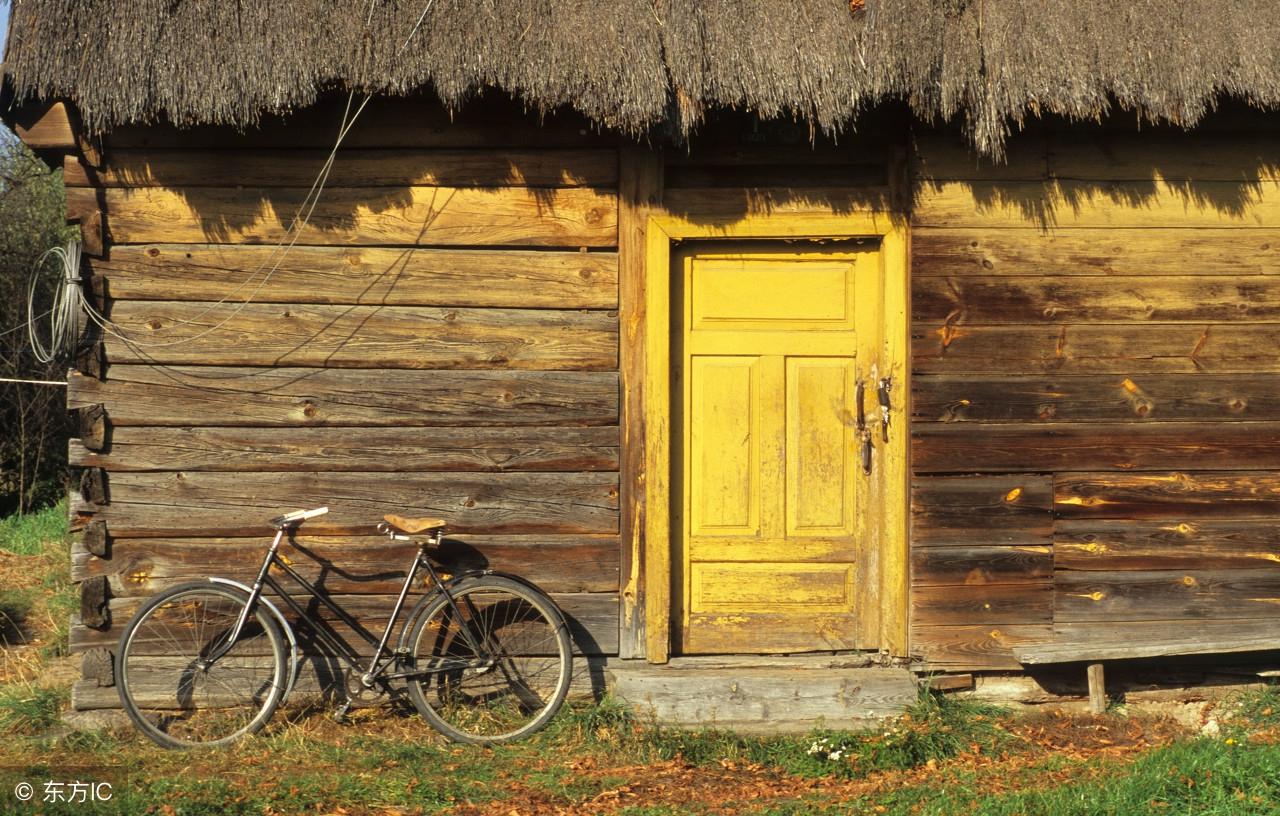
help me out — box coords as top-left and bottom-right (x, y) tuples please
(26, 239), (84, 364)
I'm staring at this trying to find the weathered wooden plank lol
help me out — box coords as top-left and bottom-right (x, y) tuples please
(106, 97), (608, 150)
(1055, 570), (1280, 623)
(912, 130), (1049, 182)
(69, 426), (619, 472)
(609, 666), (916, 730)
(912, 374), (1280, 423)
(914, 276), (1280, 324)
(101, 302), (617, 370)
(911, 546), (1053, 586)
(913, 422), (1280, 473)
(104, 186), (617, 247)
(1014, 624), (1280, 664)
(911, 624), (1053, 671)
(667, 144), (891, 167)
(1052, 619), (1280, 647)
(88, 245), (618, 308)
(1048, 132), (1280, 182)
(71, 534), (620, 595)
(11, 100), (76, 149)
(913, 324), (1280, 374)
(64, 149), (618, 188)
(913, 181), (1280, 229)
(911, 228), (1280, 277)
(74, 472), (619, 537)
(617, 147), (662, 660)
(67, 368), (618, 427)
(1056, 519), (1280, 571)
(71, 592), (619, 656)
(910, 475), (1053, 547)
(911, 583), (1053, 626)
(681, 613), (859, 654)
(1055, 472), (1280, 520)
(665, 164), (887, 189)
(662, 187), (895, 220)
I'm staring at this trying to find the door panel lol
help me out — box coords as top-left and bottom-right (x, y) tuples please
(677, 244), (882, 654)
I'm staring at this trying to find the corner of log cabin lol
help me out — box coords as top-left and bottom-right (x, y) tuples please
(909, 119), (1280, 671)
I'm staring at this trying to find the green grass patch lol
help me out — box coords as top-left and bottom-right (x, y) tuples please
(0, 683), (68, 735)
(0, 500), (69, 556)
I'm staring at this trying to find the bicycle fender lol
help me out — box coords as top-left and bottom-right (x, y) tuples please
(207, 577), (302, 701)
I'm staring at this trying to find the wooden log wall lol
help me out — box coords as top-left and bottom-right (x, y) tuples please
(60, 96), (623, 705)
(910, 122), (1280, 669)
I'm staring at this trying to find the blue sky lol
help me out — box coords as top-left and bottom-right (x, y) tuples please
(1, 3), (9, 58)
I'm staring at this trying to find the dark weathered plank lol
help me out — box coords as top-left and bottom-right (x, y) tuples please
(71, 592), (619, 656)
(1048, 131), (1280, 181)
(101, 302), (616, 370)
(1014, 627), (1280, 664)
(72, 535), (620, 595)
(1055, 472), (1280, 520)
(67, 368), (618, 427)
(911, 583), (1053, 626)
(89, 245), (618, 308)
(911, 546), (1053, 586)
(65, 149), (618, 188)
(914, 276), (1280, 324)
(1055, 570), (1280, 623)
(911, 476), (1053, 547)
(911, 624), (1053, 671)
(912, 374), (1280, 423)
(104, 186), (618, 247)
(662, 187), (894, 219)
(911, 228), (1280, 277)
(664, 164), (887, 189)
(914, 324), (1280, 374)
(70, 426), (619, 472)
(1056, 519), (1280, 571)
(74, 471), (618, 537)
(106, 97), (609, 150)
(913, 422), (1280, 472)
(912, 129), (1050, 182)
(1052, 619), (1280, 646)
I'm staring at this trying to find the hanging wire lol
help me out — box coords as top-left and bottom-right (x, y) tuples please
(26, 239), (84, 364)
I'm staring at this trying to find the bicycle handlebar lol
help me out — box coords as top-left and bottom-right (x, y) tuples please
(271, 507), (329, 527)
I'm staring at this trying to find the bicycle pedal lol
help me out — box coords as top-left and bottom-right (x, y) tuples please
(332, 701), (352, 723)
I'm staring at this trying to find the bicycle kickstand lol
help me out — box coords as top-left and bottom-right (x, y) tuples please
(332, 698), (353, 724)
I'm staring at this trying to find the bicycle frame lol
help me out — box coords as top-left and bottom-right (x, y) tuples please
(203, 524), (492, 688)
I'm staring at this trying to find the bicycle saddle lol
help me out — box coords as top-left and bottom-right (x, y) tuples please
(383, 514), (447, 534)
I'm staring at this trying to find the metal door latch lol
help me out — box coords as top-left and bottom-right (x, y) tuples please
(856, 378), (872, 475)
(877, 376), (893, 443)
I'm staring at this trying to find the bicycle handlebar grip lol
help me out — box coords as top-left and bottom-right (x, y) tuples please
(275, 506), (329, 525)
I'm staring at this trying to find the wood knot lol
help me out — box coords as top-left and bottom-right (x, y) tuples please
(443, 311), (458, 323)
(1134, 400), (1153, 417)
(981, 258), (994, 270)
(146, 247), (160, 258)
(499, 391), (515, 404)
(1182, 575), (1197, 587)
(488, 355), (509, 365)
(579, 269), (593, 280)
(463, 498), (476, 508)
(1004, 488), (1022, 503)
(302, 402), (318, 418)
(1228, 398), (1247, 413)
(586, 208), (607, 225)
(146, 319), (164, 330)
(608, 488), (619, 499)
(1037, 404), (1057, 420)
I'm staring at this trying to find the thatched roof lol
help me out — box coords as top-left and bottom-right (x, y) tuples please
(4, 0), (1280, 155)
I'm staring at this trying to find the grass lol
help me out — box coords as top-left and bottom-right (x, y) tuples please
(0, 501), (70, 556)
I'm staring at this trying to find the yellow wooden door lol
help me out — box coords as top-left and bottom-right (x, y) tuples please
(676, 243), (883, 654)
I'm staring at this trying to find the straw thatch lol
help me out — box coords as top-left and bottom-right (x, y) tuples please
(4, 0), (1280, 155)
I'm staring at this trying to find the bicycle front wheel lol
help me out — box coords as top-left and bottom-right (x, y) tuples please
(406, 576), (572, 743)
(117, 582), (288, 749)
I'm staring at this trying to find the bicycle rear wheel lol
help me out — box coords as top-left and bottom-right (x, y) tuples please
(406, 575), (572, 743)
(116, 582), (287, 748)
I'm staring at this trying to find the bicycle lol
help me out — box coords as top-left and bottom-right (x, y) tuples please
(115, 507), (573, 748)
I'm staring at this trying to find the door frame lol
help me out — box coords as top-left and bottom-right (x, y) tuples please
(642, 213), (910, 663)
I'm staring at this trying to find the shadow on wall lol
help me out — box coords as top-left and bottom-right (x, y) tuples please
(910, 99), (1280, 230)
